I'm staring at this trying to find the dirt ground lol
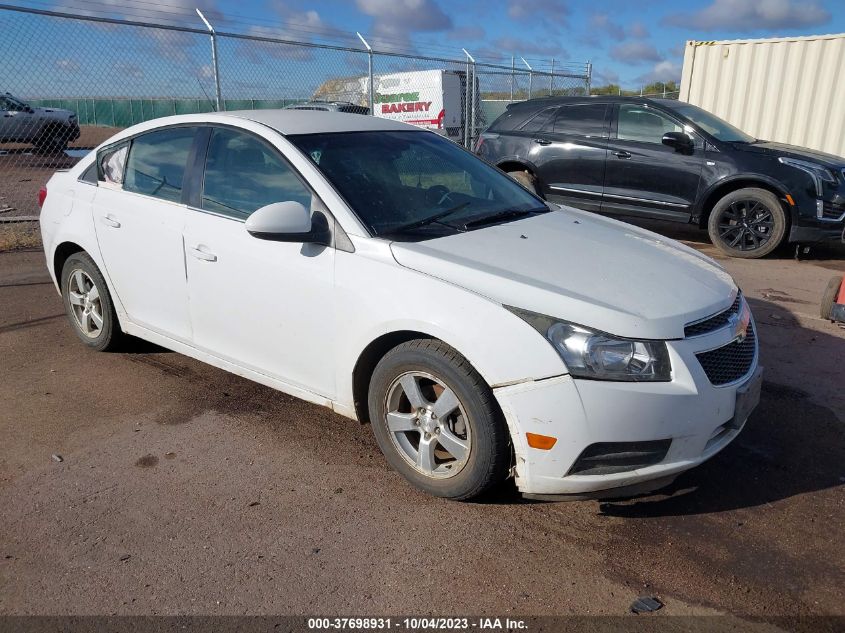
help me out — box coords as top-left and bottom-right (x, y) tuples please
(0, 224), (844, 627)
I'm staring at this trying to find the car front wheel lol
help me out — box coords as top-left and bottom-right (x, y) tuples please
(707, 187), (787, 258)
(61, 252), (123, 351)
(368, 339), (510, 500)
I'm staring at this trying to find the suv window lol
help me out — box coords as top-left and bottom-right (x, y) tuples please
(519, 107), (558, 133)
(617, 104), (684, 144)
(201, 128), (312, 220)
(553, 104), (608, 137)
(124, 127), (196, 203)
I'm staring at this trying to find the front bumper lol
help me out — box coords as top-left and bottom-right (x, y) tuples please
(494, 331), (762, 497)
(789, 220), (845, 244)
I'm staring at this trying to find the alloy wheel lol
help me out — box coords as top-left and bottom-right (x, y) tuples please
(716, 199), (775, 252)
(67, 268), (104, 338)
(383, 371), (471, 479)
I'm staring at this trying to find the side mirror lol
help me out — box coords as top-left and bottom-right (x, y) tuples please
(245, 201), (330, 245)
(662, 131), (694, 152)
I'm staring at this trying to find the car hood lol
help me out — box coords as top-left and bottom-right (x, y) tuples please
(389, 207), (736, 340)
(732, 140), (845, 166)
(35, 107), (74, 120)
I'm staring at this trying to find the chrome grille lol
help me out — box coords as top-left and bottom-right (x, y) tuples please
(685, 294), (742, 337)
(695, 323), (757, 386)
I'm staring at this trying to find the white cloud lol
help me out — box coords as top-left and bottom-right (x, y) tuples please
(664, 0), (830, 32)
(637, 60), (683, 84)
(356, 0), (451, 43)
(590, 13), (624, 40)
(629, 22), (649, 39)
(508, 0), (569, 24)
(610, 40), (663, 64)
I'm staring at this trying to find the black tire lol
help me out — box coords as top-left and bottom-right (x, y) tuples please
(34, 125), (70, 154)
(60, 252), (123, 351)
(368, 339), (510, 500)
(707, 187), (787, 259)
(506, 169), (543, 197)
(821, 275), (842, 320)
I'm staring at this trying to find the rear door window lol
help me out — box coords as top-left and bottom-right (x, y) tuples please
(123, 127), (197, 203)
(519, 107), (558, 133)
(200, 127), (313, 220)
(97, 143), (128, 188)
(552, 104), (608, 137)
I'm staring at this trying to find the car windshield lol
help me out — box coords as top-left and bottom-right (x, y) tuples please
(665, 102), (756, 143)
(287, 130), (548, 240)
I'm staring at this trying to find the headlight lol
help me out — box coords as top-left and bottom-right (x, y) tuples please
(506, 306), (672, 382)
(778, 157), (836, 196)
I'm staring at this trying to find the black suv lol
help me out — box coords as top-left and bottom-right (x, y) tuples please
(476, 96), (845, 258)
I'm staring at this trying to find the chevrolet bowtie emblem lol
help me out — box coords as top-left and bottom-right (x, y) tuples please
(728, 302), (751, 343)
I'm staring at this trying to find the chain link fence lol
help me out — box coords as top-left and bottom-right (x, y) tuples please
(0, 3), (590, 219)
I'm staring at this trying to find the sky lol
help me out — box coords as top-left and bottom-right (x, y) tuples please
(2, 0), (844, 98)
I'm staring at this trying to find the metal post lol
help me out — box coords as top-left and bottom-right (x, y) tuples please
(510, 56), (514, 102)
(196, 9), (223, 112)
(462, 48), (474, 148)
(586, 61), (592, 96)
(357, 32), (374, 115)
(549, 58), (554, 95)
(521, 57), (532, 100)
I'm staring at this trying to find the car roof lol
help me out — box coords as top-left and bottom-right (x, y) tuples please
(507, 95), (670, 110)
(223, 109), (414, 134)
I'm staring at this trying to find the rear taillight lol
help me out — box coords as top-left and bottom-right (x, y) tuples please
(38, 186), (47, 208)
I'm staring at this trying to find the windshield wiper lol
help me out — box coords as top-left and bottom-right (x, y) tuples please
(461, 207), (548, 229)
(386, 202), (471, 235)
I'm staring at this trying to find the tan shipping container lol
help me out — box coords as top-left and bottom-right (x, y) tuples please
(679, 33), (845, 159)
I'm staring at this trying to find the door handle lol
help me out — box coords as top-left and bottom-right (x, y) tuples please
(613, 150), (632, 159)
(188, 245), (217, 262)
(533, 138), (552, 146)
(100, 215), (121, 228)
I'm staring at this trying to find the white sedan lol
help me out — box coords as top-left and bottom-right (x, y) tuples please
(38, 110), (762, 500)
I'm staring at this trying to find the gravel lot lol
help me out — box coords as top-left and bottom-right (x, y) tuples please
(0, 220), (844, 627)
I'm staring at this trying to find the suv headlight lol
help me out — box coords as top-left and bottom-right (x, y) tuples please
(778, 157), (836, 196)
(506, 306), (672, 382)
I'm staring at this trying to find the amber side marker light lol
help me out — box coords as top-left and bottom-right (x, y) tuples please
(785, 194), (796, 206)
(526, 432), (557, 450)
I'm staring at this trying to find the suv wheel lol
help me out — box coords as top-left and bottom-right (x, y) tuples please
(60, 252), (123, 351)
(707, 187), (787, 258)
(368, 339), (510, 500)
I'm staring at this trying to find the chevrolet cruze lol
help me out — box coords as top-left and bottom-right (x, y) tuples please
(38, 111), (762, 500)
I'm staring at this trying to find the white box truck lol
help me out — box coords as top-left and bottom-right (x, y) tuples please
(312, 69), (479, 141)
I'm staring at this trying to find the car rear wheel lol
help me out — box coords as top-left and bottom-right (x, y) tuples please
(368, 339), (510, 500)
(506, 169), (542, 197)
(61, 252), (123, 351)
(707, 188), (787, 259)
